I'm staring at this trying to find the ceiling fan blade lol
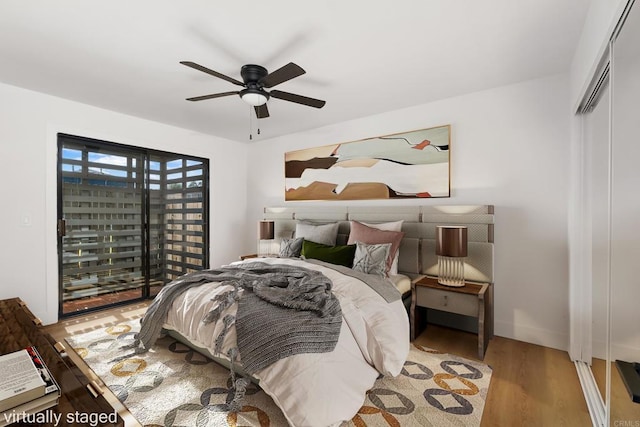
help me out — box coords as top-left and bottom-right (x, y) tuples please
(254, 104), (270, 119)
(270, 90), (326, 108)
(180, 61), (244, 86)
(260, 62), (305, 88)
(186, 91), (239, 102)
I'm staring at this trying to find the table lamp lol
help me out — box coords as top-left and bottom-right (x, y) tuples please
(258, 220), (275, 257)
(436, 225), (468, 287)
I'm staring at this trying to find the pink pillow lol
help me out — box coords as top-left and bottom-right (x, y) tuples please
(347, 221), (404, 274)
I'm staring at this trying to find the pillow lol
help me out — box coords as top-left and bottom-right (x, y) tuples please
(360, 220), (404, 274)
(295, 221), (340, 246)
(360, 220), (403, 232)
(352, 242), (391, 277)
(347, 221), (404, 275)
(301, 240), (356, 268)
(279, 237), (303, 258)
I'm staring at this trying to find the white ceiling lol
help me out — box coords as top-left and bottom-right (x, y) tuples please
(0, 1), (589, 143)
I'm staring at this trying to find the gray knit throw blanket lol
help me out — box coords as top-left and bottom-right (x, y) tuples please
(120, 262), (342, 409)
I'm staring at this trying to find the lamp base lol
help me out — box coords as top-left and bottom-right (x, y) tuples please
(257, 239), (273, 257)
(437, 279), (466, 287)
(437, 256), (466, 287)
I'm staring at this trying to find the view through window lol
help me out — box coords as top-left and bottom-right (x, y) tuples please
(57, 134), (209, 316)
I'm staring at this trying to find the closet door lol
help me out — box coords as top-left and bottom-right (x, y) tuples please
(610, 0), (640, 421)
(584, 81), (610, 404)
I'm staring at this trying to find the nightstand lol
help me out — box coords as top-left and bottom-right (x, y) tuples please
(411, 276), (493, 359)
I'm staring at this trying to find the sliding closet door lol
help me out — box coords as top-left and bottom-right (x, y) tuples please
(610, 0), (640, 421)
(584, 81), (610, 404)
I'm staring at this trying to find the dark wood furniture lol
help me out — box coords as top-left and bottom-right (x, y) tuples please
(411, 276), (493, 359)
(0, 298), (123, 426)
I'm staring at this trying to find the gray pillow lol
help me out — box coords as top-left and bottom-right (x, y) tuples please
(352, 242), (391, 277)
(279, 237), (303, 258)
(295, 221), (339, 246)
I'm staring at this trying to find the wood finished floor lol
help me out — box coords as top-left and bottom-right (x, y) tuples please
(45, 302), (599, 427)
(415, 325), (593, 427)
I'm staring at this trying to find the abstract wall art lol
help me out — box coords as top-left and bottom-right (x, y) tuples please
(285, 124), (450, 201)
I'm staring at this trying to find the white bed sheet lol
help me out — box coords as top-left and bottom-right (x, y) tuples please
(162, 257), (410, 427)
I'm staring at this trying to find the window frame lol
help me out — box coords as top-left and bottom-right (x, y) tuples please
(56, 133), (210, 317)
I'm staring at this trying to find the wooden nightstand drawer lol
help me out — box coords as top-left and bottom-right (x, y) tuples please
(415, 286), (479, 317)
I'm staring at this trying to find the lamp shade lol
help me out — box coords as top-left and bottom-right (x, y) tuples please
(259, 220), (275, 240)
(436, 226), (468, 257)
(241, 89), (269, 106)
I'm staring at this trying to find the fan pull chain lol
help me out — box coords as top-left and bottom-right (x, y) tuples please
(248, 107), (262, 140)
(248, 107), (261, 140)
(255, 110), (260, 137)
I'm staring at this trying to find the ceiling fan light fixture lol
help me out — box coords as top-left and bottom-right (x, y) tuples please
(180, 61), (325, 119)
(240, 88), (269, 106)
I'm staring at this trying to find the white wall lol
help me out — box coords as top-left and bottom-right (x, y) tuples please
(246, 74), (572, 350)
(0, 70), (575, 351)
(0, 82), (248, 325)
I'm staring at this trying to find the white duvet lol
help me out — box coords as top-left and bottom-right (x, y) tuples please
(162, 257), (410, 427)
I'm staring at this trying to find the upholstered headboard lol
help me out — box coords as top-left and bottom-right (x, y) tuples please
(263, 205), (494, 283)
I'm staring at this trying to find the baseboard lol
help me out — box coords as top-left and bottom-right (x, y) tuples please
(611, 342), (640, 362)
(592, 338), (608, 360)
(494, 320), (568, 351)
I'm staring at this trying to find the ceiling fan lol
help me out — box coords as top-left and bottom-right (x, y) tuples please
(180, 61), (326, 119)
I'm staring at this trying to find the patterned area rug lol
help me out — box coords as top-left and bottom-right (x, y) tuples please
(67, 321), (492, 426)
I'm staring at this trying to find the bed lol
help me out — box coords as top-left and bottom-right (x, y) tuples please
(133, 205), (494, 427)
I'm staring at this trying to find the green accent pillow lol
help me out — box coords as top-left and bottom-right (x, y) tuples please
(301, 240), (356, 268)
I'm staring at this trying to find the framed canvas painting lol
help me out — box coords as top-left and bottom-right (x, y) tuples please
(285, 124), (450, 201)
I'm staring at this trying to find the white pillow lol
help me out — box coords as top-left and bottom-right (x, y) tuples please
(360, 220), (403, 232)
(360, 220), (403, 274)
(295, 221), (339, 246)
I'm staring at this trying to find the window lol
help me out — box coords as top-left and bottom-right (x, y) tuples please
(57, 134), (209, 316)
